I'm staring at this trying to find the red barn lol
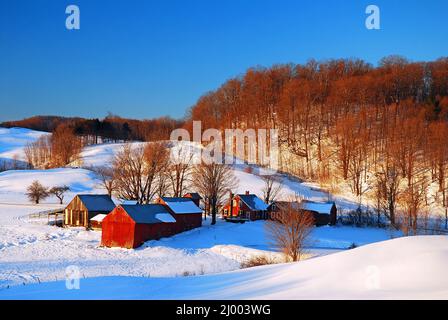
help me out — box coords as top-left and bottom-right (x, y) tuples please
(101, 204), (176, 249)
(222, 192), (269, 221)
(156, 197), (203, 233)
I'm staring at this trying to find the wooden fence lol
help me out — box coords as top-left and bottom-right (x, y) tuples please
(28, 207), (65, 226)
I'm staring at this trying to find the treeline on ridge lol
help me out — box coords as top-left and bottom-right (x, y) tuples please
(1, 115), (184, 143)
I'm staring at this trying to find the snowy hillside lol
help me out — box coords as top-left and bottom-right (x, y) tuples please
(76, 140), (359, 209)
(75, 142), (146, 168)
(0, 127), (359, 209)
(2, 127), (446, 300)
(0, 168), (102, 202)
(1, 236), (447, 300)
(0, 127), (49, 166)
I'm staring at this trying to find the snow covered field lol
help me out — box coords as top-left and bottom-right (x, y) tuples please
(0, 127), (445, 300)
(2, 236), (447, 300)
(0, 201), (397, 291)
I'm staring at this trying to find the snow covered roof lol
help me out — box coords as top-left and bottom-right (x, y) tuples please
(161, 197), (203, 214)
(77, 194), (116, 212)
(90, 214), (107, 222)
(155, 213), (176, 223)
(121, 200), (138, 205)
(121, 204), (176, 224)
(301, 201), (335, 214)
(238, 194), (269, 211)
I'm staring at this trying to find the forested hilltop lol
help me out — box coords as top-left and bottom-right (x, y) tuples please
(1, 115), (183, 143)
(187, 56), (448, 227)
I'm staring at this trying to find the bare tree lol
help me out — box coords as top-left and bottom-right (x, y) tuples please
(113, 142), (170, 203)
(25, 126), (83, 169)
(261, 175), (283, 204)
(142, 142), (170, 201)
(156, 170), (170, 197)
(24, 135), (52, 169)
(192, 163), (238, 225)
(26, 180), (49, 204)
(374, 165), (402, 227)
(266, 200), (314, 261)
(49, 185), (70, 204)
(51, 125), (83, 167)
(398, 177), (428, 235)
(168, 146), (193, 197)
(91, 166), (117, 197)
(113, 144), (146, 202)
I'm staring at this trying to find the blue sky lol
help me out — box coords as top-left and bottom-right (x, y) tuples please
(0, 0), (447, 121)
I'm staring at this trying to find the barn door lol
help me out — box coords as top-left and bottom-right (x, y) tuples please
(74, 210), (84, 226)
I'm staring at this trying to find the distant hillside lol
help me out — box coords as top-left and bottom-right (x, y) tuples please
(1, 115), (184, 142)
(1, 116), (81, 132)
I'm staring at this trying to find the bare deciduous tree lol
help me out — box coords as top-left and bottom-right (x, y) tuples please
(261, 175), (283, 204)
(374, 165), (402, 227)
(168, 146), (193, 197)
(266, 200), (314, 261)
(156, 170), (170, 197)
(91, 166), (117, 197)
(398, 178), (428, 235)
(113, 142), (170, 204)
(193, 163), (238, 225)
(26, 180), (49, 204)
(142, 141), (170, 201)
(24, 125), (83, 169)
(24, 135), (52, 169)
(51, 124), (83, 167)
(49, 185), (70, 204)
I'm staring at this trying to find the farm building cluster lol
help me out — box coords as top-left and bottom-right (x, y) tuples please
(62, 191), (337, 249)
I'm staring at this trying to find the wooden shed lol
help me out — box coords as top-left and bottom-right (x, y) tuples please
(156, 197), (203, 233)
(64, 194), (115, 229)
(101, 204), (177, 249)
(90, 214), (107, 230)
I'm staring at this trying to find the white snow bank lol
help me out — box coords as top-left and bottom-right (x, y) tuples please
(1, 236), (446, 300)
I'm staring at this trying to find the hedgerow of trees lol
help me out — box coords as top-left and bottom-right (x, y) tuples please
(24, 124), (83, 168)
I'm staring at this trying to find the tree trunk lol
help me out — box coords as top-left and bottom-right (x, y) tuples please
(211, 197), (217, 225)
